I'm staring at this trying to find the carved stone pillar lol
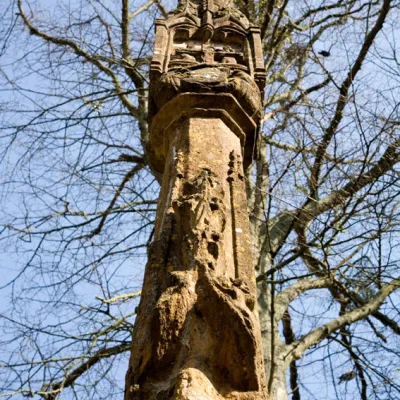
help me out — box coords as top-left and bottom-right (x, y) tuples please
(125, 0), (267, 398)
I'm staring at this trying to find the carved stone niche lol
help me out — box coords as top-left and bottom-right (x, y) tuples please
(150, 0), (265, 82)
(147, 0), (266, 180)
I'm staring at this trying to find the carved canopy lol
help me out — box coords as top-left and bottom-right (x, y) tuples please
(150, 0), (265, 89)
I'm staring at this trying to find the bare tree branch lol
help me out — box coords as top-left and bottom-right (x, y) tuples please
(284, 278), (400, 362)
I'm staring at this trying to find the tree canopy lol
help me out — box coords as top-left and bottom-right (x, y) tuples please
(1, 0), (400, 399)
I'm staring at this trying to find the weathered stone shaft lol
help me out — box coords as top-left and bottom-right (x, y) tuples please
(125, 113), (267, 399)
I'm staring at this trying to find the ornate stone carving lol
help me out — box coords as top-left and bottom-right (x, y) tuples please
(124, 0), (267, 398)
(147, 0), (265, 178)
(149, 0), (265, 86)
(148, 0), (266, 178)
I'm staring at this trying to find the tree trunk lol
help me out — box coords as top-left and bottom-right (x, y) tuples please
(258, 281), (289, 400)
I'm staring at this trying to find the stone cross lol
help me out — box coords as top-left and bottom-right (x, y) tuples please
(125, 0), (267, 398)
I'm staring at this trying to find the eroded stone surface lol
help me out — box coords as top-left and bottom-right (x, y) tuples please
(125, 118), (267, 399)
